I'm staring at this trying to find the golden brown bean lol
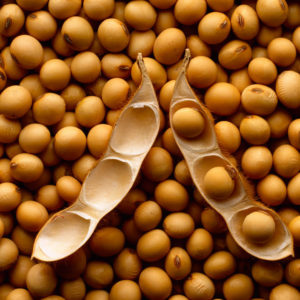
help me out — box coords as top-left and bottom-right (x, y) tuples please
(204, 82), (241, 116)
(241, 146), (272, 179)
(231, 5), (259, 40)
(0, 238), (18, 271)
(174, 0), (206, 25)
(198, 12), (231, 45)
(187, 56), (217, 89)
(83, 0), (115, 21)
(71, 52), (101, 84)
(127, 30), (156, 60)
(33, 93), (66, 126)
(153, 28), (186, 65)
(25, 11), (57, 42)
(268, 38), (296, 67)
(84, 261), (113, 289)
(256, 0), (288, 27)
(16, 201), (48, 232)
(101, 53), (132, 79)
(124, 1), (157, 31)
(0, 85), (32, 119)
(0, 4), (25, 37)
(154, 9), (178, 35)
(61, 16), (94, 51)
(139, 267), (172, 300)
(54, 127), (86, 161)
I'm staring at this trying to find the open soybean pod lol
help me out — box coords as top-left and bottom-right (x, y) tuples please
(169, 49), (293, 261)
(32, 53), (160, 262)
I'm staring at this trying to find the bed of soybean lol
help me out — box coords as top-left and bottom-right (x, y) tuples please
(0, 0), (300, 299)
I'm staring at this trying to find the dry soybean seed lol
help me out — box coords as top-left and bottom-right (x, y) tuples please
(164, 247), (192, 280)
(110, 280), (141, 300)
(40, 59), (71, 91)
(56, 176), (81, 204)
(75, 96), (105, 128)
(142, 147), (173, 182)
(102, 78), (129, 110)
(285, 259), (300, 287)
(267, 38), (296, 67)
(201, 207), (227, 234)
(223, 274), (254, 300)
(36, 185), (64, 211)
(229, 68), (253, 93)
(90, 227), (125, 257)
(276, 70), (300, 109)
(26, 263), (57, 298)
(0, 182), (21, 212)
(240, 115), (271, 145)
(60, 84), (86, 111)
(33, 93), (66, 126)
(247, 58), (277, 85)
(83, 261), (114, 289)
(174, 0), (206, 26)
(204, 82), (240, 116)
(134, 201), (162, 232)
(113, 248), (142, 280)
(6, 288), (33, 300)
(183, 272), (215, 300)
(267, 108), (292, 139)
(139, 267), (172, 300)
(172, 108), (205, 139)
(256, 25), (282, 47)
(0, 4), (25, 37)
(54, 126), (86, 161)
(87, 124), (112, 159)
(186, 35), (211, 58)
(10, 153), (44, 183)
(206, 0), (234, 12)
(59, 277), (86, 300)
(85, 290), (109, 300)
(127, 30), (156, 60)
(83, 0), (115, 21)
(19, 124), (50, 154)
(61, 16), (94, 51)
(203, 166), (235, 200)
(71, 51), (101, 84)
(251, 260), (283, 287)
(256, 0), (288, 27)
(10, 35), (43, 70)
(154, 9), (178, 35)
(215, 121), (241, 154)
(0, 85), (32, 119)
(218, 40), (252, 70)
(203, 251), (236, 280)
(187, 56), (217, 89)
(257, 174), (287, 206)
(273, 144), (300, 178)
(163, 212), (195, 239)
(269, 284), (300, 300)
(289, 216), (300, 246)
(288, 119), (300, 149)
(155, 179), (189, 211)
(174, 160), (193, 186)
(153, 28), (186, 65)
(241, 146), (272, 179)
(16, 201), (48, 232)
(98, 18), (129, 53)
(231, 5), (260, 40)
(198, 12), (231, 45)
(124, 1), (157, 31)
(25, 11), (57, 42)
(136, 229), (170, 262)
(242, 211), (275, 244)
(0, 238), (19, 271)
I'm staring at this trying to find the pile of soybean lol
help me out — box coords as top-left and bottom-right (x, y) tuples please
(0, 0), (300, 299)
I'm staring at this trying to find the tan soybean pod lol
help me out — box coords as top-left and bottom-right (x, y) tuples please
(169, 49), (293, 261)
(32, 54), (160, 262)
